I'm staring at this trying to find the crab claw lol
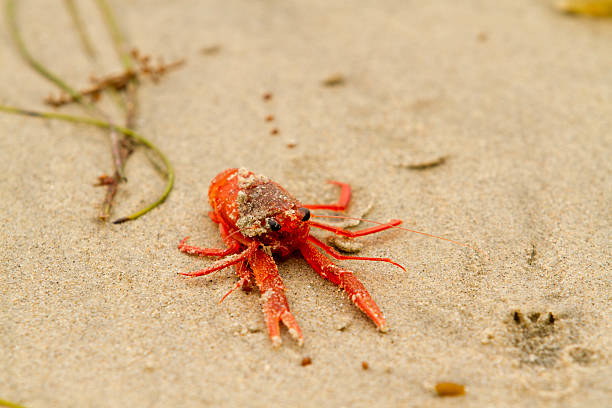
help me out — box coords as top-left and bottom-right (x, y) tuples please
(263, 292), (304, 347)
(351, 291), (387, 332)
(299, 241), (388, 332)
(248, 247), (303, 346)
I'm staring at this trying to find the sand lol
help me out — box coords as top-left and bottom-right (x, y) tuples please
(1, 0), (611, 407)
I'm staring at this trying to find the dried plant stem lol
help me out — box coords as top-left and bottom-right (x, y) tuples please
(0, 399), (25, 408)
(94, 0), (134, 70)
(0, 105), (174, 223)
(6, 0), (126, 182)
(124, 79), (138, 128)
(94, 0), (140, 129)
(0, 398), (27, 408)
(6, 0), (80, 102)
(64, 0), (96, 58)
(94, 0), (140, 220)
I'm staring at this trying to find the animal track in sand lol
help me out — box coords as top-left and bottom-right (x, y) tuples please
(507, 310), (575, 368)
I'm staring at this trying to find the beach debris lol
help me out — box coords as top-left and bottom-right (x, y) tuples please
(480, 328), (495, 344)
(3, 0), (176, 223)
(398, 155), (448, 171)
(301, 357), (312, 366)
(45, 49), (185, 107)
(335, 318), (351, 331)
(435, 382), (466, 397)
(286, 141), (297, 148)
(261, 93), (281, 140)
(327, 235), (363, 253)
(361, 361), (369, 370)
(200, 44), (221, 55)
(526, 244), (537, 265)
(95, 174), (115, 186)
(477, 31), (488, 42)
(321, 73), (346, 87)
(557, 0), (612, 16)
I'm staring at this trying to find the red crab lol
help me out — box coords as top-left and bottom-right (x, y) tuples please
(178, 168), (404, 346)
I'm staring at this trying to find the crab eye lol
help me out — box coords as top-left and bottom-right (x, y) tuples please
(298, 207), (311, 222)
(267, 218), (281, 231)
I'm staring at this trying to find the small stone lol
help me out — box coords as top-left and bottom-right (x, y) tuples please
(435, 382), (465, 397)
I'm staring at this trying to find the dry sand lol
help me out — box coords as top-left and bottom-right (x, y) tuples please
(1, 0), (611, 407)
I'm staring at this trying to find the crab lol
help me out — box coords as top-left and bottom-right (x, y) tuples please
(178, 168), (403, 346)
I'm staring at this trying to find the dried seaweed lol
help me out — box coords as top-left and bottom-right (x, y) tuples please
(3, 0), (178, 223)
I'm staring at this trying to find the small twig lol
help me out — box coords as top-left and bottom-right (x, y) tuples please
(44, 58), (184, 108)
(45, 70), (137, 107)
(0, 105), (174, 223)
(399, 155), (448, 170)
(95, 0), (142, 220)
(100, 82), (137, 221)
(64, 0), (96, 58)
(134, 54), (185, 82)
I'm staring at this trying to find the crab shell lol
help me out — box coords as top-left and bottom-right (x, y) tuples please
(208, 168), (310, 257)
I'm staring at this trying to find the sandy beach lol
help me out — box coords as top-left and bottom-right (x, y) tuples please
(1, 0), (610, 407)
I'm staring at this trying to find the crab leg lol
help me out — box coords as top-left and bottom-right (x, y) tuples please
(307, 235), (405, 271)
(179, 242), (257, 277)
(179, 223), (242, 257)
(219, 259), (252, 303)
(303, 180), (351, 211)
(308, 219), (402, 238)
(299, 241), (387, 331)
(178, 236), (241, 257)
(248, 248), (303, 346)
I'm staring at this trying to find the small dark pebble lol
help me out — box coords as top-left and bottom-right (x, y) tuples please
(322, 73), (346, 87)
(200, 45), (221, 55)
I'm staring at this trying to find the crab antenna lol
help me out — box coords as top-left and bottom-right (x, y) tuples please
(310, 214), (489, 260)
(225, 228), (242, 241)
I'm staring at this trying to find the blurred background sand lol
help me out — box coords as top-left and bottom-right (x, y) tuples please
(1, 0), (610, 406)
